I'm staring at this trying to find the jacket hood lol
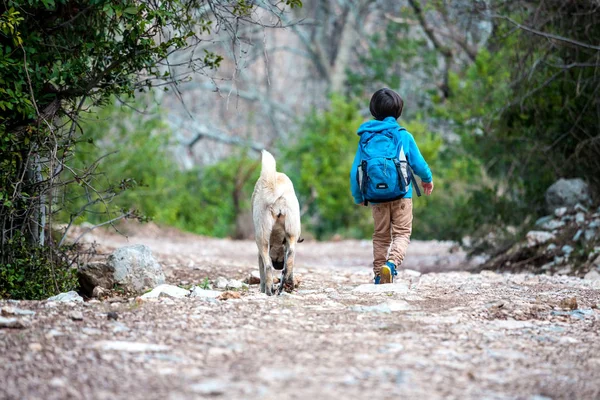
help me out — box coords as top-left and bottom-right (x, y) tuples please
(357, 116), (400, 136)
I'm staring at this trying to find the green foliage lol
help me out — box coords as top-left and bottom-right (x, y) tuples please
(0, 233), (77, 299)
(61, 101), (259, 238)
(281, 96), (369, 239)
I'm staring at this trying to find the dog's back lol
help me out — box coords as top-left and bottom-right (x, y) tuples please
(252, 150), (301, 237)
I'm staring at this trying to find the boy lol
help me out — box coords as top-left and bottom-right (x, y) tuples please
(350, 88), (434, 284)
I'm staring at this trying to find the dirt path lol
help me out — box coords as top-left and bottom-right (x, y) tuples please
(1, 226), (600, 400)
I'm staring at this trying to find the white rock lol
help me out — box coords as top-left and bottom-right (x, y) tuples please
(69, 311), (84, 321)
(47, 291), (83, 303)
(109, 244), (165, 294)
(352, 283), (409, 294)
(386, 300), (412, 311)
(562, 245), (574, 255)
(526, 231), (555, 247)
(226, 279), (244, 290)
(140, 284), (190, 299)
(1, 307), (35, 316)
(90, 340), (170, 352)
(214, 277), (228, 289)
(554, 207), (568, 217)
(584, 270), (600, 281)
(545, 179), (591, 212)
(351, 303), (391, 313)
(0, 316), (30, 329)
(576, 213), (586, 225)
(189, 286), (222, 299)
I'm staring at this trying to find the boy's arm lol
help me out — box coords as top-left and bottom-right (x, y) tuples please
(350, 146), (364, 204)
(407, 133), (433, 183)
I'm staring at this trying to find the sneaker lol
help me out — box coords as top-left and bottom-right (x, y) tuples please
(379, 261), (397, 284)
(374, 274), (381, 285)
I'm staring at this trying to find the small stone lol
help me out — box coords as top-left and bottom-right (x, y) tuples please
(576, 213), (586, 225)
(561, 245), (574, 255)
(69, 311), (83, 321)
(352, 283), (409, 294)
(47, 291), (83, 303)
(351, 303), (391, 313)
(29, 343), (42, 352)
(107, 311), (119, 321)
(584, 229), (597, 243)
(572, 230), (583, 242)
(559, 297), (578, 310)
(214, 277), (228, 289)
(218, 291), (241, 300)
(584, 270), (600, 281)
(189, 287), (222, 299)
(226, 279), (244, 290)
(90, 340), (170, 352)
(535, 215), (553, 227)
(140, 284), (190, 299)
(92, 286), (110, 298)
(1, 307), (35, 316)
(526, 231), (555, 247)
(0, 317), (30, 329)
(546, 243), (557, 252)
(244, 271), (261, 285)
(554, 207), (568, 217)
(574, 203), (589, 213)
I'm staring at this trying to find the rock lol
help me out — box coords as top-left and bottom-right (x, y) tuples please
(561, 245), (574, 256)
(214, 276), (229, 289)
(546, 243), (557, 252)
(77, 262), (114, 297)
(352, 303), (391, 313)
(244, 271), (261, 285)
(574, 203), (589, 213)
(107, 311), (119, 321)
(584, 229), (597, 243)
(109, 245), (165, 294)
(1, 307), (35, 316)
(0, 316), (30, 329)
(140, 284), (190, 299)
(386, 300), (412, 311)
(559, 297), (578, 310)
(554, 207), (568, 217)
(69, 311), (84, 321)
(47, 291), (83, 303)
(573, 230), (583, 242)
(29, 343), (43, 351)
(545, 178), (591, 212)
(535, 215), (553, 227)
(90, 340), (170, 352)
(226, 279), (245, 290)
(538, 219), (565, 231)
(575, 213), (586, 225)
(218, 291), (241, 300)
(189, 286), (222, 299)
(92, 286), (110, 298)
(526, 231), (555, 247)
(352, 283), (409, 294)
(584, 270), (600, 281)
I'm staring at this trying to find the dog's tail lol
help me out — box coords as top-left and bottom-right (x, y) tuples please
(260, 150), (278, 188)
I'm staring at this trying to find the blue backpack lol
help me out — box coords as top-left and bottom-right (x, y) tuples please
(357, 128), (421, 205)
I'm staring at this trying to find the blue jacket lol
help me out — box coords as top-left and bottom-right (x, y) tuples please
(350, 117), (432, 203)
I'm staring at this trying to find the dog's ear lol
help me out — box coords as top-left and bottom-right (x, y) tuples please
(298, 237), (304, 243)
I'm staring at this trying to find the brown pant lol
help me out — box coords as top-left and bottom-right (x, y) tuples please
(371, 198), (413, 274)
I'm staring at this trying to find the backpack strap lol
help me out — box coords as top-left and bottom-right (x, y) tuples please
(360, 160), (369, 206)
(397, 127), (422, 197)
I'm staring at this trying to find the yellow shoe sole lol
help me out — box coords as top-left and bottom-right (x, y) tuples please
(380, 265), (392, 284)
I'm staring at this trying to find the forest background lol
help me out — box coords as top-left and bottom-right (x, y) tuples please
(1, 0), (598, 298)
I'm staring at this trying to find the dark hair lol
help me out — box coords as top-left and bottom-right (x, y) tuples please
(369, 88), (404, 120)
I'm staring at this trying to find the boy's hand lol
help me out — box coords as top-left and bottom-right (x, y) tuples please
(422, 181), (434, 196)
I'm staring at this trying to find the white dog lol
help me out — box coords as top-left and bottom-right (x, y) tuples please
(251, 150), (301, 296)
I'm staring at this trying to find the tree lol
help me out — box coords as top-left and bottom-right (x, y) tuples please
(0, 0), (301, 298)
